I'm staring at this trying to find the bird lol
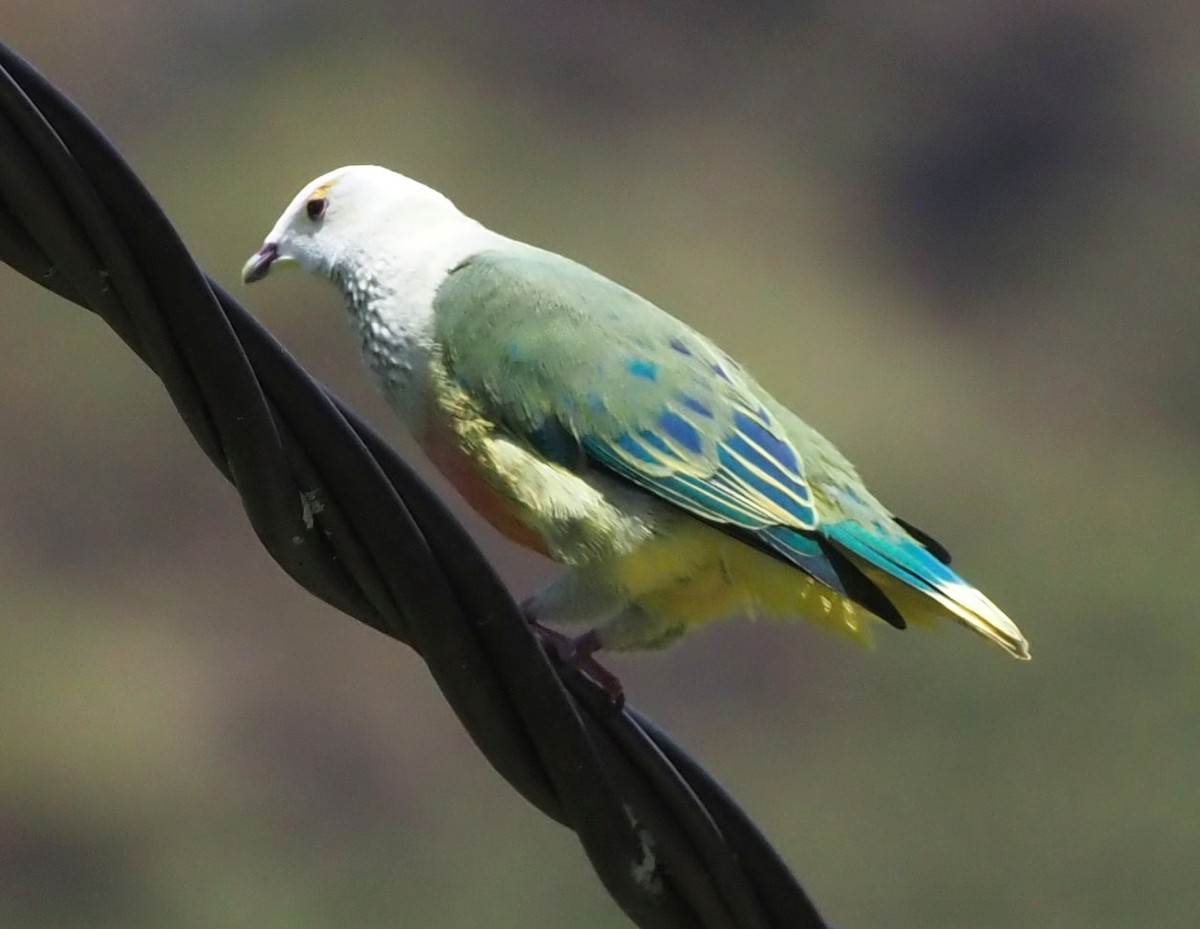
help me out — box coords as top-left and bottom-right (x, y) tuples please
(242, 165), (1029, 686)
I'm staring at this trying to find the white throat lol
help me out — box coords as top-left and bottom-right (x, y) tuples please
(328, 216), (506, 425)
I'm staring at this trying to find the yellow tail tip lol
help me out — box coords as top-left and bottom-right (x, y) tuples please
(933, 581), (1031, 660)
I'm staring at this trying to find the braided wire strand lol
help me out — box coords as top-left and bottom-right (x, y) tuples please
(0, 41), (831, 929)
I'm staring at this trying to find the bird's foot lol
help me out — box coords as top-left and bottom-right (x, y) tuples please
(523, 609), (625, 708)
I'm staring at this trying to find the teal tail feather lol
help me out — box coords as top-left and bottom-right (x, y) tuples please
(823, 520), (1030, 659)
(761, 526), (909, 632)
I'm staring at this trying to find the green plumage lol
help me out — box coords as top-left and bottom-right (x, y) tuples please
(430, 244), (1027, 657)
(434, 245), (877, 535)
(244, 163), (1028, 658)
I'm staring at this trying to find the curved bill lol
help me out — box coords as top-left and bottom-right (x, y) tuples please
(242, 242), (279, 283)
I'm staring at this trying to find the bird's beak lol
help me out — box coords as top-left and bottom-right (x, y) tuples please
(241, 242), (279, 284)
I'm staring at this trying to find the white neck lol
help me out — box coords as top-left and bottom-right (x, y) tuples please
(328, 216), (506, 426)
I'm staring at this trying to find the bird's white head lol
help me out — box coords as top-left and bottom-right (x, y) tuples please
(241, 165), (469, 285)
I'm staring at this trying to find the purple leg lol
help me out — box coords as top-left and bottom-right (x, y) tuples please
(522, 603), (625, 706)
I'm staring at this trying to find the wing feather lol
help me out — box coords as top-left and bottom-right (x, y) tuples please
(430, 245), (1024, 652)
(432, 246), (893, 609)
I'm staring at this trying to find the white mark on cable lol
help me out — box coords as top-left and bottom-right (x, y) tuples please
(624, 804), (662, 894)
(300, 489), (325, 530)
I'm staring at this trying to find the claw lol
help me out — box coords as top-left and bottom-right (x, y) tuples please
(524, 611), (625, 707)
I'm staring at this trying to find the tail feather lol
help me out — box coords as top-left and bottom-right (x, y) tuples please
(762, 526), (908, 631)
(824, 520), (1030, 659)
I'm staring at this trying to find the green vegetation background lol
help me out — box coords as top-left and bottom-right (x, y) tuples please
(2, 5), (1197, 927)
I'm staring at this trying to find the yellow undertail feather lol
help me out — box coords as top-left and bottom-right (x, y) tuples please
(606, 520), (1030, 658)
(609, 521), (879, 650)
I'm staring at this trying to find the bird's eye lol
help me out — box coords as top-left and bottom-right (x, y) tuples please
(305, 197), (327, 221)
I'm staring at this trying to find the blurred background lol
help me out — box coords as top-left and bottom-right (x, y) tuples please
(1, 3), (1198, 927)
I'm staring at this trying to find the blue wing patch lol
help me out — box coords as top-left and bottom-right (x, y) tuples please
(587, 426), (852, 593)
(657, 410), (703, 454)
(626, 358), (659, 381)
(583, 399), (817, 532)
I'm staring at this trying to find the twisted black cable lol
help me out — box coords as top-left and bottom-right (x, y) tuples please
(0, 41), (832, 929)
